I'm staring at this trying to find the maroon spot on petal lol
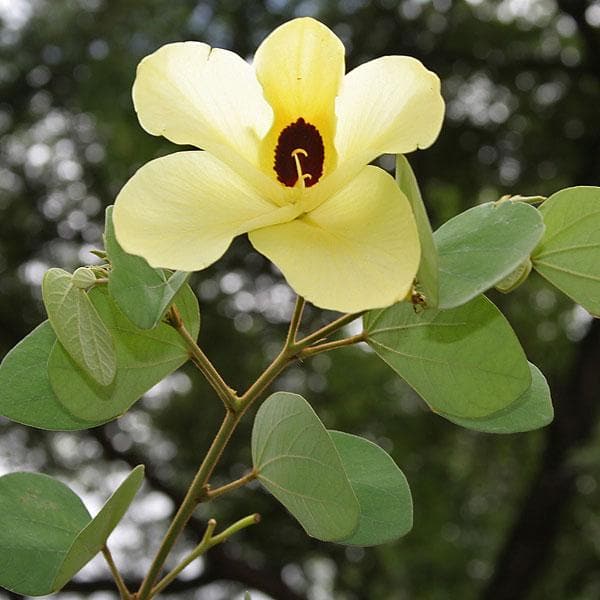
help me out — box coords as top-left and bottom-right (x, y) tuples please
(273, 118), (325, 187)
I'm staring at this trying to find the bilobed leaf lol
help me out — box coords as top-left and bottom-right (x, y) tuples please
(42, 268), (116, 386)
(48, 283), (199, 423)
(53, 466), (144, 591)
(0, 472), (91, 596)
(434, 200), (545, 309)
(329, 431), (412, 546)
(396, 155), (438, 307)
(105, 206), (189, 329)
(0, 322), (101, 430)
(440, 363), (553, 433)
(532, 186), (600, 316)
(71, 267), (97, 290)
(364, 295), (531, 418)
(0, 467), (144, 596)
(252, 392), (359, 541)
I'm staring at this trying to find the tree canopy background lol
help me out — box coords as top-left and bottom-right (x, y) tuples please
(1, 0), (599, 598)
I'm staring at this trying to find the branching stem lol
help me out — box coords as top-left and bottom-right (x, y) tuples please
(298, 332), (367, 359)
(143, 297), (365, 598)
(137, 410), (240, 599)
(150, 514), (260, 598)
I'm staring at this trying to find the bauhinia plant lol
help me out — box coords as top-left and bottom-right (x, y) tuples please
(1, 17), (599, 599)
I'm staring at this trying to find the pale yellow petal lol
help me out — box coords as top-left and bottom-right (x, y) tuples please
(133, 42), (272, 173)
(335, 56), (445, 168)
(249, 166), (420, 313)
(255, 17), (345, 181)
(113, 152), (300, 272)
(254, 17), (344, 124)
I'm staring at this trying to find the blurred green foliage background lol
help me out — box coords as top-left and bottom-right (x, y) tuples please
(1, 0), (599, 598)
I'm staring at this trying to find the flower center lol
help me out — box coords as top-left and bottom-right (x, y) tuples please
(273, 118), (324, 188)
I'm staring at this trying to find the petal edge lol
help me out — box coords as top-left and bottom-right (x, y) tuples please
(113, 152), (299, 272)
(133, 42), (272, 173)
(249, 166), (420, 312)
(335, 56), (445, 168)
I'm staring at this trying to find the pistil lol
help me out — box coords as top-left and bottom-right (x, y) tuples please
(291, 148), (312, 188)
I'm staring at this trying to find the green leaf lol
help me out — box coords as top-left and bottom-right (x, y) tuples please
(53, 466), (144, 591)
(252, 392), (359, 541)
(71, 267), (97, 290)
(42, 268), (116, 386)
(48, 283), (199, 423)
(532, 186), (600, 316)
(0, 472), (91, 596)
(440, 363), (553, 433)
(104, 206), (189, 329)
(364, 295), (531, 418)
(434, 200), (545, 309)
(329, 431), (413, 546)
(396, 155), (439, 307)
(0, 322), (100, 430)
(495, 258), (533, 294)
(0, 467), (144, 596)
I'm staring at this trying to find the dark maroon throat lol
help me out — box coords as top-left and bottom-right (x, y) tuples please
(273, 118), (324, 188)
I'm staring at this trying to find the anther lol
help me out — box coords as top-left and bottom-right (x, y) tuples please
(291, 148), (312, 188)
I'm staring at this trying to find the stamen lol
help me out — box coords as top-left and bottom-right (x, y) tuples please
(291, 148), (312, 188)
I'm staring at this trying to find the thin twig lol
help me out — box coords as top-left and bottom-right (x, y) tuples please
(298, 332), (367, 359)
(150, 515), (260, 598)
(285, 296), (306, 347)
(102, 545), (131, 600)
(168, 305), (239, 412)
(140, 303), (364, 599)
(296, 311), (364, 348)
(206, 470), (258, 501)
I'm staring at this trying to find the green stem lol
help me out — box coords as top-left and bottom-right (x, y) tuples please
(296, 311), (364, 348)
(189, 354), (237, 410)
(206, 469), (258, 501)
(237, 346), (293, 412)
(298, 332), (367, 359)
(285, 296), (306, 347)
(237, 311), (364, 412)
(144, 302), (362, 599)
(137, 410), (240, 600)
(150, 514), (260, 597)
(168, 305), (239, 412)
(102, 545), (131, 600)
(209, 513), (261, 545)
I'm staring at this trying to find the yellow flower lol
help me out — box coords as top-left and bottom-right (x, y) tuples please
(113, 18), (444, 312)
